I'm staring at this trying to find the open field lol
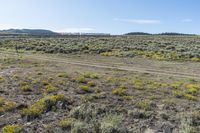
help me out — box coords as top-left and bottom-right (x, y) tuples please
(0, 35), (200, 133)
(1, 35), (200, 61)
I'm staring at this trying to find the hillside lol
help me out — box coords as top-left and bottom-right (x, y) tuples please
(0, 29), (58, 35)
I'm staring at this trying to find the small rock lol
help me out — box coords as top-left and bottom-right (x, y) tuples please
(144, 128), (155, 133)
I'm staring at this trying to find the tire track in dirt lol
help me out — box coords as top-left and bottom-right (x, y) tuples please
(1, 51), (200, 79)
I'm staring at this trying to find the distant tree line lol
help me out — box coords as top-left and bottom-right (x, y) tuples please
(125, 32), (197, 36)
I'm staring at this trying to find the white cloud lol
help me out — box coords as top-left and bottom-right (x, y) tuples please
(181, 19), (192, 23)
(114, 18), (161, 24)
(56, 27), (95, 33)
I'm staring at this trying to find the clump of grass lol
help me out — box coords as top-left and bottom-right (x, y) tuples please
(0, 97), (17, 115)
(21, 85), (32, 92)
(148, 95), (162, 100)
(184, 84), (199, 94)
(172, 91), (197, 101)
(83, 72), (100, 79)
(2, 124), (23, 133)
(58, 118), (75, 130)
(42, 80), (49, 86)
(81, 93), (105, 102)
(21, 94), (66, 121)
(191, 57), (200, 62)
(79, 85), (93, 93)
(69, 103), (106, 121)
(128, 110), (153, 119)
(100, 114), (128, 133)
(20, 81), (33, 92)
(19, 81), (28, 86)
(87, 81), (95, 87)
(12, 74), (19, 79)
(185, 84), (199, 90)
(0, 97), (4, 105)
(146, 80), (162, 89)
(71, 121), (92, 133)
(70, 103), (129, 132)
(48, 77), (54, 80)
(37, 72), (43, 75)
(170, 82), (184, 89)
(134, 78), (143, 90)
(57, 72), (69, 78)
(172, 90), (184, 98)
(112, 86), (127, 96)
(106, 76), (115, 82)
(94, 88), (102, 94)
(45, 85), (58, 93)
(76, 76), (88, 84)
(183, 94), (197, 101)
(92, 92), (106, 99)
(135, 100), (153, 110)
(0, 76), (5, 82)
(80, 85), (89, 91)
(179, 117), (197, 133)
(55, 80), (66, 86)
(122, 95), (134, 100)
(31, 79), (39, 84)
(81, 95), (94, 102)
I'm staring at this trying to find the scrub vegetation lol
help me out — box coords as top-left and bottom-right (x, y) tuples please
(0, 35), (200, 133)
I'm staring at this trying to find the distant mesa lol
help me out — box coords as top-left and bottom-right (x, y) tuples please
(0, 29), (111, 36)
(0, 29), (58, 35)
(0, 29), (197, 36)
(158, 32), (196, 36)
(125, 32), (152, 35)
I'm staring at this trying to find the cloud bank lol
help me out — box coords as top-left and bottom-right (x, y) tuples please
(114, 18), (161, 24)
(56, 28), (95, 33)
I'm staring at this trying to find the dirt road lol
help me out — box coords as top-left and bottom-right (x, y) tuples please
(0, 51), (200, 79)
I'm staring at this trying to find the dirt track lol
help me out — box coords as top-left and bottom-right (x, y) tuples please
(1, 51), (200, 79)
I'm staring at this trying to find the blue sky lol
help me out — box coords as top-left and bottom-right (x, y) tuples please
(0, 0), (199, 34)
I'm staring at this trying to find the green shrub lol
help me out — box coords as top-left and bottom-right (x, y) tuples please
(87, 81), (95, 87)
(0, 76), (4, 82)
(69, 103), (106, 121)
(45, 85), (58, 93)
(0, 97), (17, 115)
(79, 85), (92, 93)
(42, 80), (49, 86)
(83, 72), (99, 79)
(76, 76), (88, 84)
(172, 91), (197, 101)
(57, 72), (69, 78)
(106, 76), (115, 82)
(184, 84), (199, 94)
(135, 100), (153, 110)
(2, 124), (23, 133)
(122, 95), (134, 100)
(134, 78), (143, 89)
(128, 110), (153, 119)
(58, 118), (75, 130)
(183, 94), (197, 101)
(71, 121), (92, 133)
(179, 117), (197, 133)
(100, 114), (128, 133)
(21, 85), (32, 92)
(112, 86), (127, 96)
(21, 94), (66, 121)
